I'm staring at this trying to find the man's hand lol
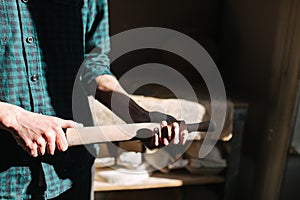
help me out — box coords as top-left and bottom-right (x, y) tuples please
(155, 120), (188, 147)
(137, 120), (188, 150)
(0, 102), (77, 157)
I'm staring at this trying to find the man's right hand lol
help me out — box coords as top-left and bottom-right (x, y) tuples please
(0, 102), (77, 157)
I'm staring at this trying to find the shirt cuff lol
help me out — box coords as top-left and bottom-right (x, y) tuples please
(80, 53), (114, 95)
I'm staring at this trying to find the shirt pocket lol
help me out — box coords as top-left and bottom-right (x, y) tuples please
(0, 0), (9, 44)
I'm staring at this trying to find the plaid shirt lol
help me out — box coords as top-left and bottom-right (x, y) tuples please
(0, 0), (112, 199)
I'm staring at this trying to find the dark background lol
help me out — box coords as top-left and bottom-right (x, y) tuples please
(105, 1), (300, 200)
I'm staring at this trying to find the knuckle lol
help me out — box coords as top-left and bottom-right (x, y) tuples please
(36, 137), (44, 143)
(66, 120), (74, 125)
(161, 120), (168, 127)
(40, 126), (50, 133)
(53, 126), (63, 132)
(25, 141), (33, 149)
(153, 127), (159, 135)
(28, 143), (37, 151)
(51, 121), (63, 130)
(179, 120), (186, 127)
(43, 131), (55, 141)
(172, 122), (179, 127)
(45, 117), (59, 127)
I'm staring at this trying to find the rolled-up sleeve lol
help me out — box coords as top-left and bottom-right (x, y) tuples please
(80, 0), (113, 86)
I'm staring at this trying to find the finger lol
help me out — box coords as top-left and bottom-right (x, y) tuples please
(172, 122), (180, 144)
(74, 122), (84, 128)
(55, 128), (68, 152)
(179, 120), (187, 132)
(179, 121), (187, 144)
(36, 137), (47, 156)
(180, 130), (188, 145)
(57, 118), (77, 129)
(30, 142), (38, 157)
(153, 127), (159, 147)
(160, 121), (168, 146)
(43, 130), (56, 155)
(160, 120), (168, 129)
(163, 138), (169, 146)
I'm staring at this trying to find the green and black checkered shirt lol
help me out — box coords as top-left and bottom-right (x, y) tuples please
(0, 0), (112, 199)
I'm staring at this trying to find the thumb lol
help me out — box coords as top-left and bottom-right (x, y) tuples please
(56, 118), (82, 129)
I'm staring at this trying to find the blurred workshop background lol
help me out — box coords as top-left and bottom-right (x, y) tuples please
(91, 1), (300, 200)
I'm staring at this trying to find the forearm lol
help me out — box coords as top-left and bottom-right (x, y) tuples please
(95, 75), (189, 148)
(95, 75), (177, 123)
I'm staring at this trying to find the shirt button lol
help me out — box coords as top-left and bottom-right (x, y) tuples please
(26, 37), (34, 44)
(30, 74), (38, 82)
(22, 0), (29, 3)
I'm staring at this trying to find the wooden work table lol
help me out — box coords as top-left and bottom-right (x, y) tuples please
(94, 168), (225, 192)
(94, 168), (225, 200)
